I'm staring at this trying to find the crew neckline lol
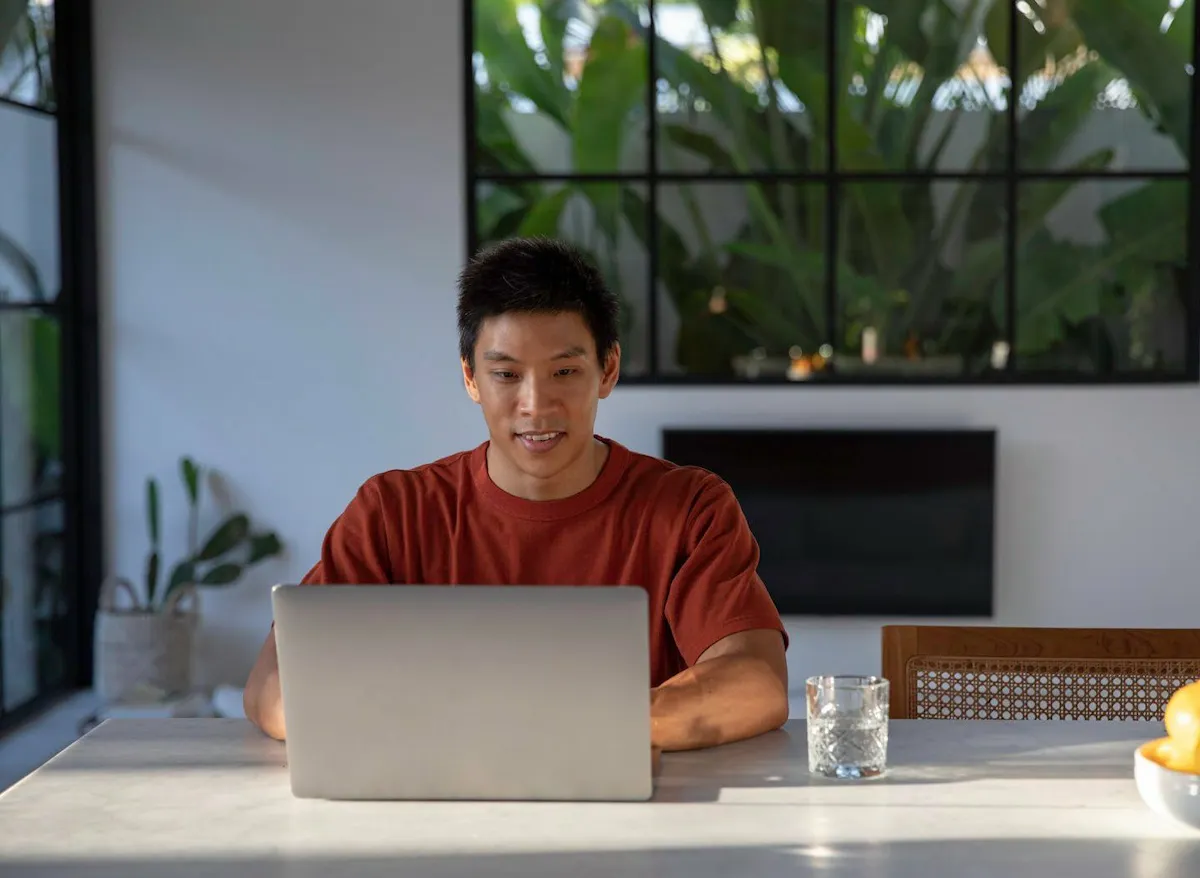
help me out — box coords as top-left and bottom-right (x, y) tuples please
(472, 435), (632, 521)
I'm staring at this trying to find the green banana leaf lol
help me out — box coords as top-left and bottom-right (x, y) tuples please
(474, 0), (570, 130)
(1069, 0), (1192, 154)
(471, 0), (1190, 374)
(0, 0), (24, 52)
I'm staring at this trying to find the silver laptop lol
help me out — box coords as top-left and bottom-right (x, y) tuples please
(271, 583), (653, 801)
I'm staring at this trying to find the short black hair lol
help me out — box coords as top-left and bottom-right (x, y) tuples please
(456, 237), (620, 368)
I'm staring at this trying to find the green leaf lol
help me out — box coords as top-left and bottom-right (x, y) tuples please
(247, 532), (284, 565)
(843, 181), (912, 291)
(180, 456), (200, 506)
(724, 241), (814, 278)
(199, 563), (242, 586)
(1017, 178), (1184, 353)
(160, 561), (198, 609)
(757, 0), (828, 137)
(1017, 61), (1115, 170)
(477, 184), (530, 240)
(1098, 179), (1188, 265)
(853, 0), (931, 62)
(653, 37), (774, 170)
(722, 242), (827, 339)
(0, 230), (48, 302)
(697, 0), (739, 29)
(722, 287), (812, 349)
(0, 0), (25, 54)
(167, 560), (196, 593)
(756, 0), (825, 58)
(196, 514), (250, 561)
(145, 478), (160, 545)
(572, 18), (644, 167)
(144, 550), (160, 607)
(571, 16), (646, 244)
(661, 124), (736, 171)
(988, 0), (1083, 87)
(539, 0), (569, 85)
(474, 87), (539, 175)
(621, 186), (711, 312)
(1017, 150), (1114, 231)
(517, 185), (574, 237)
(474, 0), (570, 128)
(29, 316), (59, 461)
(1069, 0), (1192, 153)
(1016, 232), (1103, 355)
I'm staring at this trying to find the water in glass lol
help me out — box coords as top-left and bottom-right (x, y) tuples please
(806, 675), (889, 779)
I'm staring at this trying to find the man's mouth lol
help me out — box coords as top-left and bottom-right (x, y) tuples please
(516, 431), (566, 453)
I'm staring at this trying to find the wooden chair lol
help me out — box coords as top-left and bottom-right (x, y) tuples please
(881, 626), (1200, 721)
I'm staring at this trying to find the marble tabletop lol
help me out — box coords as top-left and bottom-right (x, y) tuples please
(0, 717), (1198, 876)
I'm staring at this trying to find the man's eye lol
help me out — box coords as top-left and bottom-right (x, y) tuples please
(493, 371), (517, 380)
(556, 368), (576, 377)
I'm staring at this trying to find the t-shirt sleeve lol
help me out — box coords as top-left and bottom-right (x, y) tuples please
(299, 477), (394, 585)
(664, 474), (789, 666)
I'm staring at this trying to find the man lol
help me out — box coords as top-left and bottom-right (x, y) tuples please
(244, 237), (790, 758)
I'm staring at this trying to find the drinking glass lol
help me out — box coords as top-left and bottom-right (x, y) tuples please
(806, 675), (890, 779)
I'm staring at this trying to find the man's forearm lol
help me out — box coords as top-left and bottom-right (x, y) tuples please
(650, 654), (789, 751)
(243, 631), (287, 740)
(244, 671), (286, 740)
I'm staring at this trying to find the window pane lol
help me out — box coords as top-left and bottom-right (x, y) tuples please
(0, 101), (59, 305)
(473, 0), (649, 175)
(837, 0), (1010, 172)
(2, 500), (67, 712)
(473, 181), (650, 376)
(0, 309), (60, 508)
(1015, 0), (1191, 172)
(1015, 178), (1188, 375)
(655, 182), (827, 378)
(0, 1), (54, 113)
(836, 181), (1008, 377)
(656, 0), (828, 172)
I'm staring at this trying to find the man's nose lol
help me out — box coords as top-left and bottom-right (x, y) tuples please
(518, 374), (557, 417)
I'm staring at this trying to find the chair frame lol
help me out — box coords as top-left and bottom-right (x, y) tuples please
(881, 626), (1200, 720)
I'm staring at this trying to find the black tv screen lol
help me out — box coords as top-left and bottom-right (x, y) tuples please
(661, 428), (996, 617)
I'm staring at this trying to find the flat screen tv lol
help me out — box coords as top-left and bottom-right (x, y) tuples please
(661, 428), (996, 617)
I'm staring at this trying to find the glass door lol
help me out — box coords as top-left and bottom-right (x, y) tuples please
(1, 0), (71, 720)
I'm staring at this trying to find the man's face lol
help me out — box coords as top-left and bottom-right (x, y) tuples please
(462, 311), (620, 495)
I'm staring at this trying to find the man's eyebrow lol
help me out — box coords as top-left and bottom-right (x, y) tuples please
(481, 346), (587, 363)
(481, 350), (517, 362)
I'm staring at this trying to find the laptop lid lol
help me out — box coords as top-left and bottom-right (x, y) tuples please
(271, 584), (653, 801)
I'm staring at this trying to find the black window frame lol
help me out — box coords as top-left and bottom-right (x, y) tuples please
(0, 0), (102, 734)
(462, 0), (1200, 386)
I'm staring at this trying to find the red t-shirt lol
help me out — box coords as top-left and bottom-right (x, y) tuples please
(299, 436), (788, 687)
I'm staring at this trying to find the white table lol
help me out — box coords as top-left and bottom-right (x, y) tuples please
(0, 717), (1197, 876)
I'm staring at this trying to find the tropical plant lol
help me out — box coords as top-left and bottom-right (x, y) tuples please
(0, 230), (60, 497)
(0, 0), (55, 111)
(123, 457), (285, 613)
(472, 0), (1192, 377)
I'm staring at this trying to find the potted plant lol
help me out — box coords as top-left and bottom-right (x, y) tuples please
(94, 456), (284, 703)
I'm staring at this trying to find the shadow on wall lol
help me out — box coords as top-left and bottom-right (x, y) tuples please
(2, 838), (1198, 877)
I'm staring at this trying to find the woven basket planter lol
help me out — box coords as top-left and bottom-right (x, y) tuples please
(93, 576), (199, 703)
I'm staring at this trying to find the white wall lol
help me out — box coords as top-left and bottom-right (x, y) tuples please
(95, 1), (1200, 704)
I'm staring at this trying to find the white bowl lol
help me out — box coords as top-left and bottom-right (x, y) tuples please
(1135, 741), (1200, 830)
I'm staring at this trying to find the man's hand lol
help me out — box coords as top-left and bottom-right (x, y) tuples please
(243, 627), (287, 740)
(651, 628), (789, 752)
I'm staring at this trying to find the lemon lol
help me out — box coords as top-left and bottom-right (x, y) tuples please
(1162, 680), (1200, 773)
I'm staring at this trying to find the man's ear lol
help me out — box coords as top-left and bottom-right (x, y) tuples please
(462, 357), (481, 404)
(598, 343), (621, 400)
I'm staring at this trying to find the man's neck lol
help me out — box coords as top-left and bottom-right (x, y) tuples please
(486, 437), (610, 501)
